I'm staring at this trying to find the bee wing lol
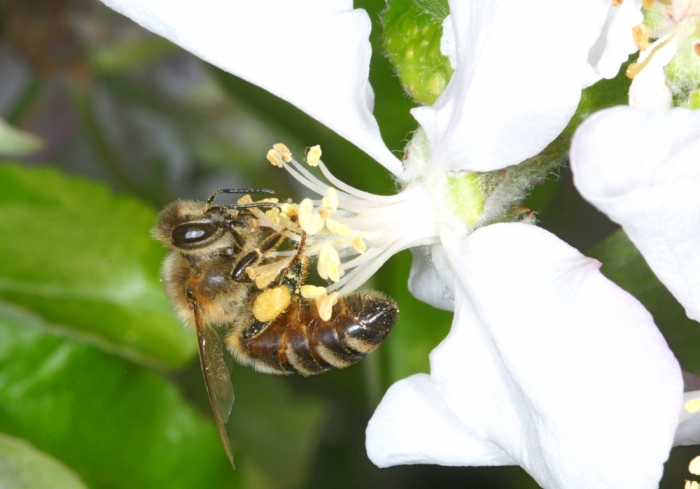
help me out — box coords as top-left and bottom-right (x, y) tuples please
(193, 303), (235, 468)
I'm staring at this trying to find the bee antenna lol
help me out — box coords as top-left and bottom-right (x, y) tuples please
(205, 202), (278, 214)
(207, 188), (275, 206)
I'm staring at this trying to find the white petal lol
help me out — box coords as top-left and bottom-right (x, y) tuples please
(99, 0), (403, 176)
(412, 0), (611, 172)
(571, 107), (700, 322)
(366, 373), (512, 467)
(584, 0), (643, 87)
(377, 223), (681, 488)
(675, 390), (700, 446)
(407, 245), (455, 312)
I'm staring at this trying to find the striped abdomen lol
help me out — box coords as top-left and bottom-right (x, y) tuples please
(230, 291), (398, 375)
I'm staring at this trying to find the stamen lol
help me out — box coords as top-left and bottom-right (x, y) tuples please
(612, 0), (622, 6)
(306, 145), (322, 167)
(318, 245), (344, 282)
(685, 397), (700, 413)
(273, 143), (292, 162)
(690, 456), (700, 476)
(315, 292), (338, 321)
(633, 23), (650, 50)
(322, 187), (339, 212)
(298, 198), (325, 234)
(686, 481), (700, 489)
(627, 31), (677, 78)
(644, 0), (655, 8)
(267, 149), (284, 168)
(695, 42), (700, 55)
(300, 285), (326, 298)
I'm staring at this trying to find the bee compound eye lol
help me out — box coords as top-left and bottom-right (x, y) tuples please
(171, 222), (219, 247)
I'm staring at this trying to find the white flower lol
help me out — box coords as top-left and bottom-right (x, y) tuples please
(99, 0), (683, 487)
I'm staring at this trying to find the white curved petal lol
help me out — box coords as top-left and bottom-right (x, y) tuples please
(407, 245), (455, 312)
(571, 107), (700, 322)
(366, 373), (512, 467)
(427, 224), (679, 488)
(99, 0), (403, 176)
(412, 0), (611, 172)
(675, 390), (700, 446)
(584, 0), (643, 87)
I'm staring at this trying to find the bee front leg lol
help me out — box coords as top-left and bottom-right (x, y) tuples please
(231, 231), (285, 281)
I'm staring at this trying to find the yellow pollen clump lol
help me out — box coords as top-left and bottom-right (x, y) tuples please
(238, 194), (253, 205)
(273, 143), (292, 162)
(633, 23), (650, 50)
(281, 203), (298, 218)
(267, 149), (284, 168)
(315, 292), (338, 321)
(686, 480), (700, 489)
(643, 0), (655, 8)
(318, 245), (344, 282)
(298, 198), (324, 234)
(319, 208), (332, 220)
(685, 398), (700, 413)
(300, 284), (326, 298)
(690, 456), (700, 475)
(253, 285), (292, 322)
(306, 145), (322, 167)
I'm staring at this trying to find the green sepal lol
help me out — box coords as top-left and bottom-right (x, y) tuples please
(382, 0), (453, 105)
(588, 229), (700, 375)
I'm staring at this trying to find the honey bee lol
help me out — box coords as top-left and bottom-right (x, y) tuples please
(152, 189), (398, 467)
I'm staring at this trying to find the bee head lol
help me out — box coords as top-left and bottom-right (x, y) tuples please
(152, 200), (235, 254)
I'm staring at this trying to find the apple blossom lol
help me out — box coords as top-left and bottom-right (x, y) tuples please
(99, 0), (684, 487)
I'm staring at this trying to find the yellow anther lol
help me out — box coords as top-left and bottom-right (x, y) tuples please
(265, 207), (281, 225)
(298, 198), (325, 234)
(281, 203), (298, 218)
(326, 218), (352, 236)
(267, 149), (284, 168)
(322, 187), (339, 213)
(273, 143), (292, 162)
(612, 0), (623, 6)
(318, 245), (343, 282)
(300, 285), (326, 298)
(685, 398), (700, 413)
(633, 23), (650, 50)
(319, 208), (332, 220)
(315, 292), (338, 321)
(306, 145), (322, 167)
(690, 456), (700, 475)
(685, 480), (700, 489)
(253, 285), (292, 322)
(352, 236), (367, 254)
(695, 42), (700, 56)
(238, 194), (253, 205)
(626, 32), (676, 78)
(643, 0), (655, 8)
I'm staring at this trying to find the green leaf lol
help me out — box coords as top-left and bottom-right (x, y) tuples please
(0, 433), (87, 489)
(588, 229), (700, 375)
(0, 304), (240, 489)
(0, 119), (42, 157)
(228, 366), (326, 489)
(0, 164), (194, 368)
(382, 0), (452, 104)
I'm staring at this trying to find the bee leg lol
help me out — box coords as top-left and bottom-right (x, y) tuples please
(277, 233), (309, 295)
(232, 231), (285, 281)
